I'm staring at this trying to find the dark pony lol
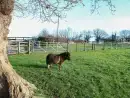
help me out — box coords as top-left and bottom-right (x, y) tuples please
(46, 52), (70, 71)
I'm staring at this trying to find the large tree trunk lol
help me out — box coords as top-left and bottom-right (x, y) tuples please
(0, 0), (36, 97)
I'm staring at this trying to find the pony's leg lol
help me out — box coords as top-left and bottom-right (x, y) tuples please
(58, 64), (61, 71)
(48, 64), (51, 69)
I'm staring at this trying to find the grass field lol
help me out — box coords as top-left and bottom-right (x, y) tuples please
(9, 49), (130, 98)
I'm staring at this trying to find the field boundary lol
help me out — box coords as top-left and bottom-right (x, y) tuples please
(7, 40), (130, 55)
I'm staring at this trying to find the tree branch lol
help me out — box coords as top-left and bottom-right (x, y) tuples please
(14, 0), (115, 22)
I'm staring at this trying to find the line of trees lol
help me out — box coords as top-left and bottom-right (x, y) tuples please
(35, 28), (130, 43)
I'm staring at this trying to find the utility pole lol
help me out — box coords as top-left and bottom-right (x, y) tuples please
(56, 14), (60, 52)
(67, 29), (69, 52)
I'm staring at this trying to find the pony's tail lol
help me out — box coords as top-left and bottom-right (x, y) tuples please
(46, 54), (50, 65)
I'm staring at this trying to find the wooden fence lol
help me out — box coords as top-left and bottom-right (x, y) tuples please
(7, 41), (130, 55)
(7, 41), (67, 55)
(67, 41), (130, 52)
(8, 41), (32, 54)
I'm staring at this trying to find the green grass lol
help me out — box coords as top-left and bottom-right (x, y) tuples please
(9, 49), (130, 98)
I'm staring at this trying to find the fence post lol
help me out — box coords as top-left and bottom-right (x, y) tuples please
(76, 43), (78, 52)
(67, 40), (69, 52)
(94, 43), (96, 50)
(52, 40), (54, 47)
(32, 41), (34, 52)
(28, 40), (30, 54)
(46, 42), (47, 50)
(84, 42), (86, 51)
(121, 42), (123, 48)
(103, 42), (105, 50)
(115, 42), (117, 49)
(92, 42), (93, 50)
(111, 42), (112, 49)
(48, 42), (49, 47)
(38, 41), (40, 48)
(69, 43), (71, 52)
(18, 41), (20, 54)
(56, 42), (58, 52)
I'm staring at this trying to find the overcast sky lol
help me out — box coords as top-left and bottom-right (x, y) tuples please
(9, 0), (130, 37)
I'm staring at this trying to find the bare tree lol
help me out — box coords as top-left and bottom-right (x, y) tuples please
(59, 29), (68, 38)
(14, 0), (115, 22)
(71, 31), (84, 42)
(37, 29), (53, 42)
(38, 29), (49, 37)
(71, 31), (79, 41)
(14, 0), (84, 22)
(55, 27), (72, 42)
(120, 30), (130, 41)
(93, 28), (108, 43)
(82, 30), (92, 43)
(0, 0), (115, 97)
(52, 29), (68, 42)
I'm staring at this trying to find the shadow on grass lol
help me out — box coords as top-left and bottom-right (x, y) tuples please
(14, 64), (48, 69)
(13, 63), (60, 71)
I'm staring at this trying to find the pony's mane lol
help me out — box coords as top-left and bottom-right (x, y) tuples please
(58, 52), (69, 56)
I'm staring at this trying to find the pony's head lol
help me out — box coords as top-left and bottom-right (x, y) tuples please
(61, 52), (71, 60)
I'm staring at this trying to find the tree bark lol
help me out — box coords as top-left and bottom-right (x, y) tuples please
(0, 0), (36, 98)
